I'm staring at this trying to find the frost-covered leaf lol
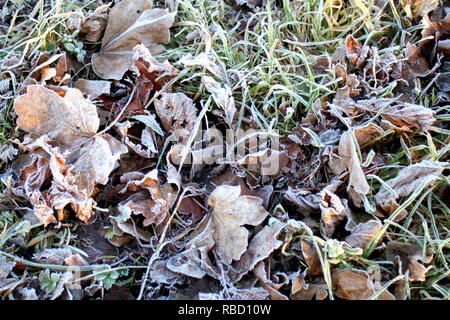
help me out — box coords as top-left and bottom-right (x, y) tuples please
(91, 0), (175, 80)
(154, 92), (197, 134)
(386, 241), (433, 281)
(74, 79), (111, 99)
(180, 52), (227, 81)
(206, 185), (269, 264)
(375, 160), (445, 219)
(345, 220), (383, 249)
(338, 130), (370, 194)
(13, 86), (127, 223)
(231, 219), (285, 281)
(332, 269), (395, 300)
(202, 76), (236, 126)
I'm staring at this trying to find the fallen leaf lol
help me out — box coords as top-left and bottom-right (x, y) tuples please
(180, 52), (227, 81)
(354, 123), (384, 146)
(254, 262), (289, 300)
(356, 98), (436, 131)
(332, 269), (395, 300)
(118, 169), (169, 230)
(92, 0), (175, 80)
(301, 239), (322, 275)
(231, 219), (285, 281)
(345, 35), (370, 69)
(386, 241), (434, 281)
(206, 185), (270, 264)
(74, 79), (111, 100)
(32, 248), (87, 266)
(154, 92), (197, 133)
(338, 129), (371, 194)
(81, 4), (110, 42)
(319, 185), (347, 237)
(290, 271), (328, 300)
(124, 44), (179, 116)
(13, 86), (127, 223)
(375, 160), (445, 219)
(345, 220), (383, 249)
(202, 76), (236, 126)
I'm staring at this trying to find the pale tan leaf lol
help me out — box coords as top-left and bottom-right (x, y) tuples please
(154, 92), (197, 133)
(332, 269), (395, 300)
(338, 130), (370, 194)
(74, 79), (111, 99)
(14, 85), (99, 146)
(375, 160), (445, 218)
(91, 0), (175, 80)
(202, 75), (236, 125)
(345, 220), (383, 249)
(207, 184), (269, 264)
(356, 98), (435, 131)
(231, 219), (285, 281)
(180, 52), (227, 81)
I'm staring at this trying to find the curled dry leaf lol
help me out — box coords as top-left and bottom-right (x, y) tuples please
(118, 169), (169, 230)
(74, 79), (111, 100)
(301, 239), (322, 275)
(207, 185), (270, 264)
(345, 220), (383, 249)
(116, 121), (158, 158)
(386, 241), (434, 281)
(125, 44), (179, 116)
(375, 160), (445, 219)
(356, 98), (436, 131)
(253, 262), (289, 300)
(81, 4), (110, 42)
(290, 271), (328, 300)
(154, 92), (198, 133)
(345, 35), (370, 69)
(338, 129), (370, 194)
(332, 269), (395, 300)
(91, 0), (175, 80)
(202, 76), (236, 126)
(32, 248), (87, 266)
(180, 52), (228, 81)
(231, 219), (285, 282)
(319, 185), (346, 237)
(13, 86), (127, 223)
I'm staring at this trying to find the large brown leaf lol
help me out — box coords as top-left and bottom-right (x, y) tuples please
(207, 185), (269, 264)
(13, 86), (127, 223)
(91, 0), (175, 80)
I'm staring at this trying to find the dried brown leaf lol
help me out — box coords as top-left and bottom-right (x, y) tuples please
(91, 0), (175, 80)
(154, 92), (197, 133)
(232, 219), (285, 281)
(332, 269), (395, 300)
(202, 76), (236, 126)
(375, 160), (445, 219)
(345, 220), (383, 249)
(206, 185), (270, 264)
(386, 241), (433, 281)
(74, 79), (111, 100)
(338, 130), (370, 194)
